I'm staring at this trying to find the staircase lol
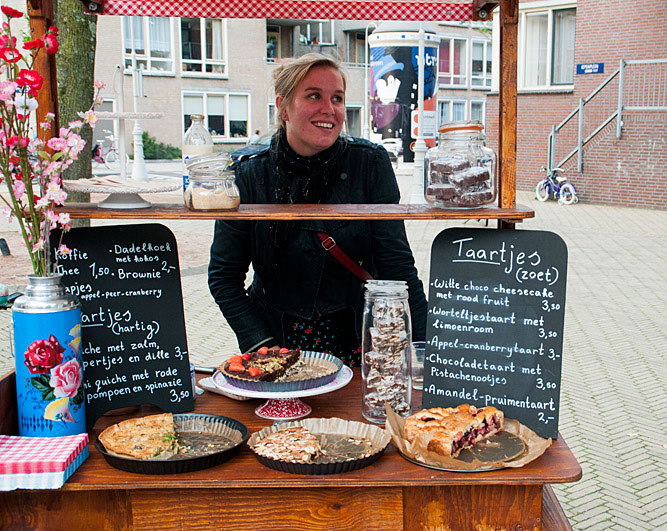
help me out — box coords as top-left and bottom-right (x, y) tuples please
(547, 59), (667, 174)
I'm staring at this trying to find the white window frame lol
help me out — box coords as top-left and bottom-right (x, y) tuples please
(471, 38), (493, 89)
(300, 20), (335, 45)
(344, 104), (363, 137)
(122, 16), (176, 76)
(470, 99), (486, 125)
(181, 90), (251, 142)
(438, 36), (468, 88)
(268, 103), (277, 129)
(179, 18), (229, 78)
(517, 2), (576, 91)
(437, 99), (468, 126)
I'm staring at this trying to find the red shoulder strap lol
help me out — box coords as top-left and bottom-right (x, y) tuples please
(317, 232), (373, 282)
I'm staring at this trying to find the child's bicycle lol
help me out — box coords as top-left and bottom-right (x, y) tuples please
(535, 167), (579, 205)
(92, 129), (129, 171)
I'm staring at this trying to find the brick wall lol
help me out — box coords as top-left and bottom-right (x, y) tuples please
(487, 0), (667, 209)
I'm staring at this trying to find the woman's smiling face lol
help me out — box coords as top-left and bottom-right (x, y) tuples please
(277, 65), (346, 156)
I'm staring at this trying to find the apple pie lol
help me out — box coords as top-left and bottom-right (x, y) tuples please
(403, 404), (504, 457)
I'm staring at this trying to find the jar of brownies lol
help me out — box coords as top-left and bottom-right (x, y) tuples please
(424, 121), (496, 208)
(361, 280), (412, 424)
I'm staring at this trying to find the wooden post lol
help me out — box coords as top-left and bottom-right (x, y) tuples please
(26, 0), (59, 139)
(497, 0), (518, 229)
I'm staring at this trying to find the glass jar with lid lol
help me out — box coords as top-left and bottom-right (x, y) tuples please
(424, 120), (496, 208)
(361, 280), (412, 424)
(184, 162), (240, 211)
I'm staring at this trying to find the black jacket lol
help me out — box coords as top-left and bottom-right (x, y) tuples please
(208, 137), (427, 352)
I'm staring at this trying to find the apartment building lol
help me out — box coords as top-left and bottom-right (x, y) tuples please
(485, 0), (667, 208)
(93, 16), (492, 155)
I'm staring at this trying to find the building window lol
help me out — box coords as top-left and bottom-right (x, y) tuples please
(267, 25), (280, 60)
(470, 100), (485, 124)
(438, 38), (467, 86)
(346, 107), (361, 137)
(437, 100), (467, 126)
(299, 20), (334, 45)
(181, 18), (227, 75)
(183, 92), (250, 139)
(552, 9), (576, 84)
(471, 40), (492, 88)
(520, 6), (576, 88)
(346, 32), (367, 65)
(268, 104), (277, 129)
(123, 16), (174, 73)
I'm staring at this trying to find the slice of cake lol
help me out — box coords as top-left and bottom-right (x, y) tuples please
(220, 347), (300, 382)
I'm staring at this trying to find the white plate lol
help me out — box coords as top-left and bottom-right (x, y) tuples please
(210, 365), (353, 399)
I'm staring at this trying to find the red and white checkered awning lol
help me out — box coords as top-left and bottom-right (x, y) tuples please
(90, 0), (474, 21)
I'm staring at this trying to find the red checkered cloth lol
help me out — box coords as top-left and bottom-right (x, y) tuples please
(93, 0), (473, 21)
(0, 434), (89, 475)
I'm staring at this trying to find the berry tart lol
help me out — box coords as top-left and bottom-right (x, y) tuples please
(220, 347), (300, 386)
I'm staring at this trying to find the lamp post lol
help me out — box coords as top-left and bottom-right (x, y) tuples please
(363, 22), (377, 140)
(412, 22), (428, 184)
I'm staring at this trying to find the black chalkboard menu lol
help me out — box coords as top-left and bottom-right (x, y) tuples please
(54, 223), (194, 428)
(423, 228), (567, 439)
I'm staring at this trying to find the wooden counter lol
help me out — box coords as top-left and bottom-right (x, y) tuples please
(0, 370), (580, 530)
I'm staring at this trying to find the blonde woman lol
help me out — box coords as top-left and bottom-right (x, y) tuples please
(208, 54), (426, 366)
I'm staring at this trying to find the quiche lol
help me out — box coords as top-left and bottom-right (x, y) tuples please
(98, 412), (180, 460)
(403, 404), (504, 457)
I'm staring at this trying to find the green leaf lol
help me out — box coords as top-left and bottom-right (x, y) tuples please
(38, 150), (52, 161)
(72, 388), (84, 406)
(51, 152), (64, 161)
(31, 374), (56, 401)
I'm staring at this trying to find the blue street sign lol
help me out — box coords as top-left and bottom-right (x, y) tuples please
(576, 63), (604, 74)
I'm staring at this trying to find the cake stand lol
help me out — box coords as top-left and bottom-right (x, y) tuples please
(209, 366), (353, 421)
(63, 177), (180, 209)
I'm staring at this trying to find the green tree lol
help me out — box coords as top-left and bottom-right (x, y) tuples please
(54, 0), (96, 222)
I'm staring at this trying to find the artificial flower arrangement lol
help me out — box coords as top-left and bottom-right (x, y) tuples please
(0, 5), (104, 277)
(1, 6), (104, 429)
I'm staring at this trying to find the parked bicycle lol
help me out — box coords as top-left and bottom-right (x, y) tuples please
(535, 167), (578, 205)
(92, 129), (129, 171)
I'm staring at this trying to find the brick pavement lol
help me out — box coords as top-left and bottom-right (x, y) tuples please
(1, 160), (665, 529)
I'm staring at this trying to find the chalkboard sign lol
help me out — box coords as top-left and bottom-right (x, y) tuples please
(54, 224), (194, 427)
(423, 228), (567, 439)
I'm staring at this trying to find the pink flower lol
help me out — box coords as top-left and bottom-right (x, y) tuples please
(0, 80), (16, 101)
(81, 111), (97, 128)
(45, 112), (55, 121)
(68, 120), (83, 129)
(94, 80), (106, 89)
(49, 359), (82, 398)
(44, 33), (58, 54)
(58, 213), (71, 227)
(18, 137), (29, 148)
(5, 135), (18, 147)
(24, 335), (64, 374)
(1, 6), (24, 18)
(12, 180), (25, 200)
(22, 38), (45, 50)
(57, 244), (71, 256)
(47, 136), (67, 151)
(16, 69), (43, 95)
(0, 46), (21, 63)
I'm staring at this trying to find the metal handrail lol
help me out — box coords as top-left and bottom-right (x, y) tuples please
(548, 58), (667, 173)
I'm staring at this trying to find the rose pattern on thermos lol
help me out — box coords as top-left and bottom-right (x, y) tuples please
(22, 324), (83, 423)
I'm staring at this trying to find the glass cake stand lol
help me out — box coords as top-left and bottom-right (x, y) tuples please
(206, 366), (353, 421)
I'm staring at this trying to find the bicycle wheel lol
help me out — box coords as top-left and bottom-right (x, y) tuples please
(104, 149), (121, 171)
(558, 183), (577, 205)
(535, 181), (550, 201)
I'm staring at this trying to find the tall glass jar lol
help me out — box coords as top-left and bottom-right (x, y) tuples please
(182, 114), (214, 192)
(424, 121), (497, 208)
(361, 280), (412, 424)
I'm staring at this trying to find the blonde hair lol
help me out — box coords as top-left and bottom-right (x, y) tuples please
(273, 53), (347, 132)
